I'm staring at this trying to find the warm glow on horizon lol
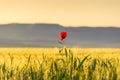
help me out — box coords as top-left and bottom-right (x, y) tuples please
(0, 0), (120, 27)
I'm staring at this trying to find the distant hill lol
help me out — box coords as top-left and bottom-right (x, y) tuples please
(0, 23), (120, 48)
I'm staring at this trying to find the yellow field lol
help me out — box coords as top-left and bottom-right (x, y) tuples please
(0, 48), (120, 61)
(0, 48), (120, 80)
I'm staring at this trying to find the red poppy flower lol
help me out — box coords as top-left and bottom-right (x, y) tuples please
(59, 32), (67, 40)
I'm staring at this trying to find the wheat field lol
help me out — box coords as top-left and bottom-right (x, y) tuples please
(0, 48), (120, 80)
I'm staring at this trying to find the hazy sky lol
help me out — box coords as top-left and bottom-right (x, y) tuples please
(0, 0), (120, 27)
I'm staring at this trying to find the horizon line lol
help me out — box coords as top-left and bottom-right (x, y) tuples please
(0, 22), (120, 28)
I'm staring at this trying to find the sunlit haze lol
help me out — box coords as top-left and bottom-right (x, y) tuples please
(0, 0), (120, 27)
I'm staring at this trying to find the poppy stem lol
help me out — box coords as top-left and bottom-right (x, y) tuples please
(59, 40), (64, 45)
(58, 40), (66, 54)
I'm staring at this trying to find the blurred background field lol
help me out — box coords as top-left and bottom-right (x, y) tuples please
(0, 48), (120, 59)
